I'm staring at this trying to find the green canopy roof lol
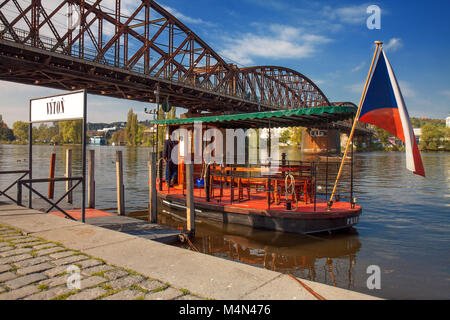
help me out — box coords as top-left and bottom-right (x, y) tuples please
(151, 106), (356, 129)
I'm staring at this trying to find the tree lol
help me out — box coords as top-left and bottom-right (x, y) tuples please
(279, 129), (291, 145)
(111, 129), (126, 145)
(421, 123), (444, 151)
(59, 120), (82, 144)
(290, 127), (304, 146)
(0, 120), (14, 141)
(125, 109), (140, 146)
(12, 121), (29, 142)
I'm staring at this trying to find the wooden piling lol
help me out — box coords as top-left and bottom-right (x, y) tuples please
(88, 149), (95, 208)
(65, 149), (73, 204)
(148, 152), (157, 223)
(116, 151), (125, 216)
(186, 162), (195, 235)
(48, 153), (56, 199)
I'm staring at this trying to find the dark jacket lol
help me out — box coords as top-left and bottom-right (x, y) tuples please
(163, 139), (178, 172)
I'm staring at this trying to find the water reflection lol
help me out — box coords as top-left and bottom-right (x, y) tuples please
(1, 144), (449, 299)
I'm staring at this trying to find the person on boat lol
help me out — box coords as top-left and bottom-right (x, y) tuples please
(163, 132), (178, 187)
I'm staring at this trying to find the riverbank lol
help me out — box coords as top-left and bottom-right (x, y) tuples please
(0, 202), (379, 300)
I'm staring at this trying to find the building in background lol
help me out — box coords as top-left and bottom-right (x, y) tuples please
(446, 115), (450, 128)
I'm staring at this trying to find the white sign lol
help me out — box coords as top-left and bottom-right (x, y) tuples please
(30, 91), (85, 123)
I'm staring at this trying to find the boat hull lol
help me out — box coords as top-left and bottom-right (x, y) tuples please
(158, 193), (362, 235)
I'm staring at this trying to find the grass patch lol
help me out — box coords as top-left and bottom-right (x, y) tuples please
(101, 284), (114, 291)
(38, 284), (49, 291)
(131, 284), (149, 294)
(53, 290), (79, 300)
(136, 296), (145, 300)
(152, 286), (167, 293)
(30, 251), (38, 258)
(180, 288), (191, 296)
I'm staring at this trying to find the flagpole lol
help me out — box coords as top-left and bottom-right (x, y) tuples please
(328, 41), (383, 210)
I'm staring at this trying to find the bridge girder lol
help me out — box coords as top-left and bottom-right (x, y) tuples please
(0, 0), (339, 114)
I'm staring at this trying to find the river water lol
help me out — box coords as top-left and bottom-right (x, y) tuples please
(0, 144), (449, 300)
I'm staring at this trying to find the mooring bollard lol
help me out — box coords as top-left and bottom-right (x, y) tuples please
(186, 162), (195, 235)
(65, 149), (73, 204)
(148, 152), (157, 223)
(116, 150), (125, 216)
(48, 153), (56, 199)
(88, 149), (95, 208)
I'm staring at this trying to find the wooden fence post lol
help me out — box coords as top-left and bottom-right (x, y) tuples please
(186, 162), (195, 235)
(148, 152), (157, 223)
(88, 149), (95, 208)
(116, 151), (125, 216)
(65, 149), (73, 204)
(48, 153), (56, 199)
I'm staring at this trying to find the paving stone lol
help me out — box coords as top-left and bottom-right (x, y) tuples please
(81, 265), (114, 276)
(11, 238), (40, 244)
(39, 274), (71, 288)
(144, 288), (184, 300)
(0, 285), (39, 300)
(44, 266), (69, 278)
(33, 243), (57, 250)
(15, 241), (45, 248)
(0, 253), (33, 265)
(138, 280), (167, 292)
(0, 264), (11, 273)
(0, 242), (13, 247)
(106, 275), (144, 290)
(176, 295), (203, 300)
(52, 255), (89, 266)
(104, 269), (129, 280)
(0, 248), (32, 257)
(0, 246), (14, 252)
(13, 256), (51, 268)
(5, 273), (47, 290)
(66, 287), (107, 300)
(24, 286), (71, 300)
(17, 262), (54, 276)
(1, 235), (26, 241)
(77, 259), (103, 269)
(103, 290), (144, 300)
(79, 276), (107, 289)
(49, 251), (78, 259)
(35, 247), (64, 256)
(0, 271), (17, 282)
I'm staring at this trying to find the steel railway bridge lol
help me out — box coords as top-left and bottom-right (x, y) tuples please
(0, 0), (372, 135)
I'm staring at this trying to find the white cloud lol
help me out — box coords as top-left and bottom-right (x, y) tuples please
(162, 5), (214, 26)
(347, 83), (364, 94)
(399, 81), (416, 99)
(384, 38), (403, 52)
(323, 4), (369, 25)
(220, 24), (331, 65)
(440, 90), (450, 98)
(352, 61), (366, 73)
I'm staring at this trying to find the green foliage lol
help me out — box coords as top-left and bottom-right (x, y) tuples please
(12, 121), (29, 142)
(410, 118), (445, 129)
(125, 108), (139, 146)
(290, 127), (304, 146)
(59, 120), (82, 144)
(421, 123), (447, 151)
(279, 129), (291, 144)
(0, 120), (14, 141)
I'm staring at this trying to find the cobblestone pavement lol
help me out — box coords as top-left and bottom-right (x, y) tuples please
(0, 225), (204, 300)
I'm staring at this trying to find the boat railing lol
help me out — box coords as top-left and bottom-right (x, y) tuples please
(156, 158), (356, 212)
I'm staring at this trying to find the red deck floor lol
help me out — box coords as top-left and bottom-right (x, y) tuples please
(160, 183), (360, 214)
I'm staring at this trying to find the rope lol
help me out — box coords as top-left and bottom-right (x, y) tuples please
(286, 274), (326, 300)
(186, 236), (200, 253)
(284, 173), (298, 211)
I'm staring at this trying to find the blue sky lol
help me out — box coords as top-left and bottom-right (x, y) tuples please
(1, 0), (449, 126)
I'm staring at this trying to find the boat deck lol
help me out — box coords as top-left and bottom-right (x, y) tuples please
(158, 182), (361, 217)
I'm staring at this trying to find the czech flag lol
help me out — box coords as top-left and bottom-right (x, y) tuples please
(359, 49), (425, 177)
